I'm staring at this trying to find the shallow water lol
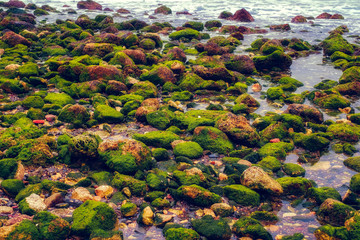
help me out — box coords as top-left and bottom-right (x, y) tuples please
(9, 0), (360, 239)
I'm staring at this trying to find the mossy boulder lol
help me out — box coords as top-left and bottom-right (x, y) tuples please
(146, 110), (174, 130)
(277, 177), (312, 196)
(120, 202), (137, 217)
(18, 63), (39, 77)
(139, 64), (176, 86)
(72, 200), (117, 237)
(6, 219), (41, 240)
(173, 141), (203, 159)
(133, 131), (180, 149)
(152, 148), (169, 161)
(317, 198), (355, 226)
(293, 133), (330, 152)
(1, 179), (24, 196)
(223, 184), (260, 206)
(253, 50), (292, 71)
(235, 93), (260, 108)
(164, 227), (200, 240)
(69, 133), (100, 161)
(192, 126), (234, 154)
(0, 158), (20, 179)
(258, 142), (294, 159)
(350, 173), (360, 194)
(15, 183), (42, 202)
(327, 123), (360, 142)
(94, 104), (124, 123)
(176, 184), (221, 207)
(307, 187), (342, 205)
(322, 33), (354, 56)
(22, 96), (45, 109)
(58, 104), (90, 126)
(111, 173), (147, 196)
(169, 28), (201, 41)
(18, 193), (46, 216)
(183, 21), (204, 31)
(313, 93), (350, 109)
(250, 211), (279, 224)
(344, 156), (360, 172)
(232, 217), (272, 240)
(314, 225), (349, 240)
(282, 163), (306, 177)
(191, 215), (231, 240)
(130, 81), (158, 99)
(146, 170), (168, 191)
(44, 92), (75, 106)
(33, 211), (71, 240)
(339, 66), (360, 84)
(257, 156), (282, 172)
(267, 86), (285, 100)
(106, 153), (137, 175)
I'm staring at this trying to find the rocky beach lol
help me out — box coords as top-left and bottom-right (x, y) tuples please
(0, 0), (360, 239)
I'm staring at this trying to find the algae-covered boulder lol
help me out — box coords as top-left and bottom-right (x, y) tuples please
(240, 166), (283, 195)
(69, 133), (100, 161)
(313, 93), (350, 109)
(322, 33), (354, 56)
(169, 28), (200, 41)
(173, 141), (203, 159)
(58, 104), (90, 126)
(106, 153), (137, 175)
(111, 173), (147, 196)
(293, 133), (330, 152)
(22, 96), (45, 109)
(192, 126), (234, 154)
(134, 131), (180, 149)
(223, 184), (260, 206)
(317, 198), (355, 226)
(94, 104), (124, 123)
(314, 225), (349, 240)
(72, 200), (117, 236)
(140, 64), (176, 86)
(33, 211), (71, 240)
(344, 156), (360, 172)
(44, 92), (75, 106)
(307, 187), (342, 205)
(6, 219), (41, 240)
(327, 123), (360, 142)
(15, 183), (42, 202)
(18, 193), (47, 215)
(350, 173), (360, 194)
(277, 177), (312, 196)
(284, 103), (323, 123)
(282, 163), (306, 177)
(0, 158), (22, 179)
(258, 142), (294, 159)
(232, 217), (272, 240)
(235, 93), (260, 108)
(18, 63), (39, 77)
(164, 227), (200, 240)
(1, 179), (24, 197)
(176, 184), (221, 207)
(191, 215), (231, 240)
(210, 203), (234, 217)
(339, 66), (360, 84)
(146, 110), (174, 130)
(257, 156), (282, 172)
(120, 202), (137, 217)
(253, 50), (292, 71)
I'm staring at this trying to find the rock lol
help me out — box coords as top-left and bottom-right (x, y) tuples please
(117, 8), (130, 13)
(344, 156), (360, 172)
(14, 162), (25, 180)
(141, 206), (154, 225)
(1, 31), (31, 47)
(253, 50), (292, 71)
(284, 104), (323, 123)
(0, 224), (19, 240)
(269, 24), (291, 31)
(317, 198), (355, 226)
(154, 213), (173, 227)
(291, 15), (307, 23)
(240, 166), (283, 195)
(233, 217), (272, 240)
(224, 184), (260, 206)
(77, 0), (102, 10)
(210, 203), (234, 217)
(120, 202), (137, 217)
(19, 193), (47, 215)
(0, 206), (14, 214)
(4, 0), (25, 8)
(5, 64), (20, 71)
(45, 114), (56, 122)
(225, 55), (255, 74)
(33, 120), (45, 124)
(154, 5), (172, 15)
(330, 13), (344, 19)
(316, 12), (332, 19)
(277, 177), (312, 196)
(45, 192), (64, 208)
(192, 215), (231, 240)
(95, 185), (114, 198)
(193, 126), (234, 154)
(71, 187), (93, 202)
(165, 47), (187, 62)
(176, 184), (222, 207)
(229, 8), (254, 22)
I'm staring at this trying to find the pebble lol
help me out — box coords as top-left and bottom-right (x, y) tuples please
(283, 212), (297, 217)
(308, 161), (331, 171)
(0, 206), (13, 214)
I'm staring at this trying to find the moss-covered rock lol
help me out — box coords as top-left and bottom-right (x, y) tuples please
(15, 183), (42, 202)
(139, 64), (176, 86)
(18, 63), (39, 77)
(277, 177), (312, 196)
(173, 141), (203, 159)
(33, 211), (71, 240)
(1, 179), (24, 197)
(72, 200), (117, 237)
(6, 219), (41, 240)
(22, 96), (45, 109)
(164, 227), (200, 240)
(94, 104), (124, 123)
(322, 33), (354, 56)
(314, 225), (349, 240)
(44, 92), (75, 106)
(344, 156), (360, 172)
(191, 215), (231, 240)
(327, 123), (360, 142)
(307, 187), (342, 205)
(232, 217), (272, 240)
(106, 153), (137, 175)
(152, 148), (169, 161)
(293, 132), (330, 152)
(258, 142), (294, 159)
(257, 156), (282, 171)
(282, 163), (306, 177)
(146, 110), (174, 130)
(350, 173), (360, 194)
(58, 104), (90, 126)
(0, 158), (20, 179)
(192, 126), (234, 154)
(169, 28), (200, 41)
(111, 173), (147, 196)
(223, 184), (260, 206)
(176, 184), (221, 207)
(313, 93), (351, 109)
(317, 198), (355, 226)
(133, 131), (180, 149)
(339, 66), (360, 84)
(130, 81), (158, 98)
(120, 202), (137, 217)
(253, 50), (292, 71)
(69, 133), (100, 161)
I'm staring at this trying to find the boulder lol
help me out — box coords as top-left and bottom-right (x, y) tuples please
(71, 187), (94, 202)
(1, 31), (31, 47)
(229, 8), (254, 22)
(77, 0), (102, 10)
(284, 104), (323, 123)
(317, 198), (355, 226)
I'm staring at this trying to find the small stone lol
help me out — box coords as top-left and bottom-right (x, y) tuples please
(45, 193), (63, 208)
(51, 173), (62, 181)
(141, 206), (154, 225)
(93, 196), (102, 201)
(237, 160), (252, 167)
(270, 138), (280, 143)
(5, 64), (20, 71)
(219, 173), (228, 181)
(95, 185), (114, 198)
(203, 208), (216, 217)
(0, 206), (13, 214)
(122, 187), (131, 197)
(45, 114), (56, 122)
(55, 203), (69, 208)
(33, 120), (45, 124)
(71, 187), (93, 202)
(14, 162), (25, 180)
(26, 193), (47, 212)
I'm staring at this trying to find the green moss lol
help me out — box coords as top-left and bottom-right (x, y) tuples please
(267, 86), (285, 100)
(106, 153), (137, 175)
(164, 227), (200, 240)
(1, 179), (24, 197)
(15, 183), (41, 202)
(281, 233), (305, 240)
(58, 104), (90, 126)
(314, 225), (349, 240)
(173, 142), (203, 159)
(43, 46), (67, 56)
(253, 50), (292, 71)
(133, 131), (180, 149)
(279, 77), (304, 87)
(330, 51), (353, 62)
(139, 64), (174, 86)
(44, 92), (75, 106)
(109, 52), (134, 67)
(151, 198), (170, 209)
(314, 79), (338, 90)
(183, 21), (204, 31)
(146, 171), (168, 191)
(18, 63), (39, 77)
(282, 163), (306, 177)
(112, 173), (147, 196)
(90, 229), (123, 240)
(192, 126), (234, 154)
(250, 211), (279, 223)
(280, 114), (305, 132)
(322, 33), (354, 56)
(110, 192), (127, 204)
(176, 184), (221, 207)
(146, 110), (174, 130)
(191, 215), (231, 240)
(350, 173), (360, 194)
(71, 200), (117, 237)
(69, 134), (100, 161)
(94, 104), (124, 123)
(173, 170), (202, 186)
(317, 199), (355, 226)
(232, 217), (272, 240)
(0, 158), (18, 179)
(258, 142), (294, 159)
(22, 96), (45, 109)
(314, 93), (350, 109)
(339, 66), (360, 84)
(27, 108), (45, 120)
(152, 148), (169, 161)
(33, 211), (71, 240)
(120, 202), (137, 216)
(260, 41), (283, 55)
(235, 93), (260, 108)
(327, 123), (360, 142)
(171, 91), (193, 101)
(224, 184), (260, 206)
(130, 81), (158, 98)
(277, 177), (312, 196)
(344, 156), (360, 172)
(258, 156), (282, 171)
(169, 28), (200, 41)
(140, 38), (156, 50)
(260, 122), (288, 141)
(307, 187), (342, 205)
(293, 133), (330, 152)
(6, 219), (41, 240)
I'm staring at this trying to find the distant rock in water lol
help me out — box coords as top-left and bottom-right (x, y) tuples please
(291, 15), (307, 23)
(154, 5), (172, 15)
(270, 24), (291, 31)
(316, 12), (344, 19)
(4, 0), (25, 8)
(229, 8), (254, 22)
(77, 0), (102, 10)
